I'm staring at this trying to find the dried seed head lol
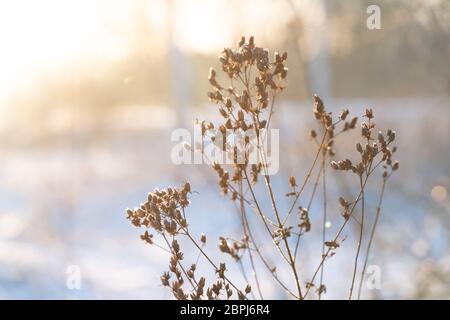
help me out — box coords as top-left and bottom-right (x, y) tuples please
(217, 263), (226, 279)
(172, 239), (180, 253)
(354, 162), (365, 176)
(339, 197), (348, 208)
(313, 94), (325, 113)
(365, 108), (374, 119)
(219, 237), (230, 253)
(306, 282), (315, 289)
(330, 161), (339, 170)
(161, 272), (170, 286)
(340, 109), (349, 120)
(126, 208), (134, 219)
(337, 158), (353, 170)
(289, 176), (297, 188)
(392, 161), (399, 171)
(356, 142), (363, 153)
(317, 284), (327, 295)
(349, 117), (358, 129)
(219, 107), (228, 118)
(208, 68), (222, 90)
(324, 240), (340, 249)
(200, 233), (207, 244)
(225, 97), (232, 109)
(310, 129), (317, 138)
(238, 36), (245, 47)
(224, 118), (232, 129)
(388, 130), (396, 142)
(275, 51), (281, 63)
(237, 110), (244, 121)
(361, 122), (371, 139)
(209, 67), (216, 79)
(298, 206), (311, 232)
(249, 35), (254, 47)
(140, 230), (153, 244)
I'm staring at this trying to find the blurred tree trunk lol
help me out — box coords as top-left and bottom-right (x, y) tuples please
(167, 0), (192, 128)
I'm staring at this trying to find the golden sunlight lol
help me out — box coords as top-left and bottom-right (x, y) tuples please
(171, 0), (235, 54)
(0, 0), (128, 105)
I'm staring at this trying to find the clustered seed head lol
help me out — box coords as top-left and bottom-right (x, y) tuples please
(126, 182), (192, 239)
(208, 36), (287, 114)
(324, 240), (340, 249)
(125, 183), (195, 300)
(311, 94), (358, 157)
(317, 284), (327, 295)
(273, 226), (293, 244)
(218, 36), (287, 81)
(329, 109), (399, 179)
(212, 162), (230, 195)
(126, 179), (251, 300)
(327, 109), (399, 224)
(207, 280), (228, 300)
(205, 36), (289, 202)
(218, 236), (248, 261)
(338, 196), (352, 220)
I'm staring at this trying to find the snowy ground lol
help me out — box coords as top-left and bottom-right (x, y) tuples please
(0, 96), (449, 299)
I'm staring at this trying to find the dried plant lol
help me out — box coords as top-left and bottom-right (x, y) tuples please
(126, 36), (399, 300)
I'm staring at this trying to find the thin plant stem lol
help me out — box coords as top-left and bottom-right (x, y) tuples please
(294, 159), (325, 261)
(243, 170), (290, 264)
(161, 233), (197, 289)
(238, 183), (299, 298)
(303, 165), (373, 298)
(349, 175), (366, 300)
(239, 179), (264, 299)
(183, 229), (244, 296)
(318, 152), (327, 299)
(357, 177), (387, 299)
(254, 117), (303, 299)
(283, 131), (327, 225)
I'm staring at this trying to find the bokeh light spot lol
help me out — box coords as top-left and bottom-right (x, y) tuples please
(431, 185), (447, 202)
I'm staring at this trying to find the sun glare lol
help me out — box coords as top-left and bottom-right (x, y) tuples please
(0, 0), (291, 109)
(172, 0), (235, 54)
(0, 0), (128, 105)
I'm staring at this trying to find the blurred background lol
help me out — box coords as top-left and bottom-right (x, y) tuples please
(0, 0), (449, 299)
